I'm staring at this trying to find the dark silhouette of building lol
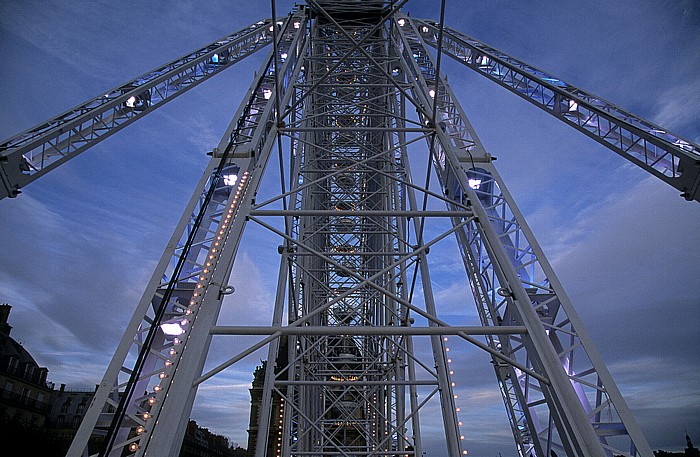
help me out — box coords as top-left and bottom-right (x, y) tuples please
(685, 432), (700, 457)
(47, 384), (101, 440)
(247, 338), (288, 457)
(247, 362), (286, 457)
(181, 420), (246, 457)
(0, 304), (52, 427)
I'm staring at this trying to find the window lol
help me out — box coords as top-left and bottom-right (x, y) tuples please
(61, 401), (71, 413)
(4, 381), (13, 393)
(7, 357), (18, 374)
(57, 415), (65, 427)
(72, 415), (81, 428)
(77, 402), (86, 414)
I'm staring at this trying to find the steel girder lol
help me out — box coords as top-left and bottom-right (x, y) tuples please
(1, 2), (682, 457)
(392, 14), (653, 457)
(0, 18), (277, 200)
(66, 12), (308, 456)
(259, 4), (465, 455)
(410, 17), (700, 203)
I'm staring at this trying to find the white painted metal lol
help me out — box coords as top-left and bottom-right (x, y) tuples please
(0, 2), (667, 457)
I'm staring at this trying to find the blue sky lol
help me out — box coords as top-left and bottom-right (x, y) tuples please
(0, 1), (698, 455)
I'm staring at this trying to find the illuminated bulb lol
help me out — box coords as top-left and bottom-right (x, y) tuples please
(148, 397), (157, 405)
(159, 372), (167, 379)
(129, 442), (139, 452)
(443, 337), (448, 341)
(126, 96), (137, 108)
(429, 89), (435, 98)
(180, 319), (188, 326)
(196, 284), (203, 289)
(460, 436), (465, 440)
(453, 394), (458, 399)
(186, 309), (192, 315)
(463, 451), (468, 455)
(445, 347), (450, 352)
(397, 18), (405, 26)
(136, 426), (145, 434)
(450, 370), (454, 375)
(154, 385), (161, 392)
(173, 338), (182, 345)
(165, 360), (172, 366)
(458, 421), (463, 426)
(451, 382), (456, 387)
(263, 89), (273, 100)
(447, 358), (452, 363)
(142, 412), (150, 420)
(223, 174), (238, 186)
(293, 21), (301, 29)
(168, 348), (176, 356)
(161, 322), (184, 336)
(456, 407), (461, 412)
(280, 52), (288, 60)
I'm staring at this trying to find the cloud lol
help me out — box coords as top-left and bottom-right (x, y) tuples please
(654, 80), (700, 135)
(0, 196), (151, 351)
(0, 1), (698, 455)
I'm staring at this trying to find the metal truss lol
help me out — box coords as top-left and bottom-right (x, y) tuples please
(0, 17), (279, 200)
(5, 2), (693, 457)
(411, 18), (700, 203)
(66, 11), (308, 456)
(392, 15), (653, 456)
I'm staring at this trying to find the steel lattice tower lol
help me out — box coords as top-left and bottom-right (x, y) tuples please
(1, 2), (698, 457)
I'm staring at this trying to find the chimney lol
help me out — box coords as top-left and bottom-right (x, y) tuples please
(0, 303), (12, 337)
(60, 383), (66, 393)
